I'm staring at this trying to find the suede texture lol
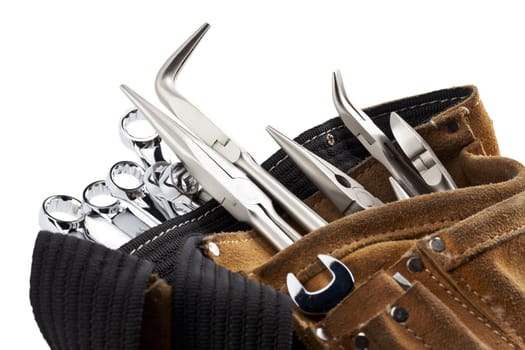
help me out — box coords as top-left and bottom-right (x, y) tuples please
(359, 283), (490, 350)
(203, 85), (499, 270)
(137, 85), (525, 349)
(199, 86), (525, 349)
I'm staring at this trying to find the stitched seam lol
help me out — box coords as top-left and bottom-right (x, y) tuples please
(453, 223), (525, 260)
(424, 268), (516, 349)
(371, 96), (467, 120)
(267, 95), (467, 174)
(129, 96), (468, 254)
(267, 125), (345, 173)
(129, 205), (221, 255)
(454, 273), (525, 345)
(215, 238), (259, 245)
(403, 324), (432, 349)
(280, 219), (457, 289)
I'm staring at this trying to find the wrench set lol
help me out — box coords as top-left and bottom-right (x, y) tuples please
(39, 23), (457, 316)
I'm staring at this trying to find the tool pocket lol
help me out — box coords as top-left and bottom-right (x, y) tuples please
(414, 189), (525, 349)
(308, 272), (491, 349)
(357, 282), (490, 350)
(203, 151), (525, 349)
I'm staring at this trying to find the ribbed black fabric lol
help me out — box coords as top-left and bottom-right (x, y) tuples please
(30, 231), (153, 350)
(171, 235), (294, 349)
(119, 201), (248, 281)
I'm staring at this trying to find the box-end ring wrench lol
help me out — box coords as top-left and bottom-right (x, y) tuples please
(120, 109), (165, 168)
(121, 83), (355, 315)
(120, 109), (202, 204)
(40, 194), (130, 248)
(158, 163), (202, 214)
(105, 160), (168, 225)
(82, 180), (151, 237)
(143, 161), (182, 218)
(39, 195), (89, 240)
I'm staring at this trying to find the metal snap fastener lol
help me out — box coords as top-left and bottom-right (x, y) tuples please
(326, 133), (335, 146)
(390, 306), (409, 323)
(406, 256), (424, 272)
(354, 332), (369, 349)
(429, 237), (446, 252)
(208, 242), (220, 257)
(316, 327), (329, 341)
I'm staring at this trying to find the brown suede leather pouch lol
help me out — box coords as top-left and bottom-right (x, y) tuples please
(196, 87), (525, 348)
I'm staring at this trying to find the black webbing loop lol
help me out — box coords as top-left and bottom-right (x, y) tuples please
(171, 235), (294, 349)
(30, 231), (154, 350)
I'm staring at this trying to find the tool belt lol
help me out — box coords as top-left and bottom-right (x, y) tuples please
(31, 85), (525, 349)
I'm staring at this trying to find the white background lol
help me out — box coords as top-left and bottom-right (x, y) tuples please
(1, 1), (524, 348)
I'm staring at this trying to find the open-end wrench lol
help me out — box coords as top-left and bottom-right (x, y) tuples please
(82, 180), (152, 237)
(105, 160), (167, 224)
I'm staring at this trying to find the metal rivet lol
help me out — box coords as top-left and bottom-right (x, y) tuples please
(354, 332), (369, 349)
(316, 327), (329, 341)
(326, 133), (335, 146)
(429, 237), (446, 252)
(208, 242), (220, 257)
(390, 306), (409, 323)
(406, 256), (424, 272)
(446, 121), (460, 133)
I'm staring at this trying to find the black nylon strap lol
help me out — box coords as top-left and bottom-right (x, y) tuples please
(30, 231), (154, 350)
(171, 235), (294, 349)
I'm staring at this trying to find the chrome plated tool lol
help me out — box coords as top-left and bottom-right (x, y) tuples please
(145, 161), (200, 215)
(158, 162), (202, 214)
(166, 162), (199, 196)
(82, 180), (152, 237)
(121, 85), (300, 249)
(106, 160), (166, 224)
(332, 71), (433, 198)
(286, 255), (355, 315)
(143, 161), (179, 218)
(121, 85), (354, 315)
(154, 23), (327, 232)
(40, 194), (131, 248)
(120, 109), (165, 168)
(390, 111), (457, 191)
(266, 126), (382, 215)
(120, 109), (203, 208)
(39, 195), (88, 240)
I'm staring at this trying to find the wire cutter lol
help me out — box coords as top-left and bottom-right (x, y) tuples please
(332, 71), (457, 199)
